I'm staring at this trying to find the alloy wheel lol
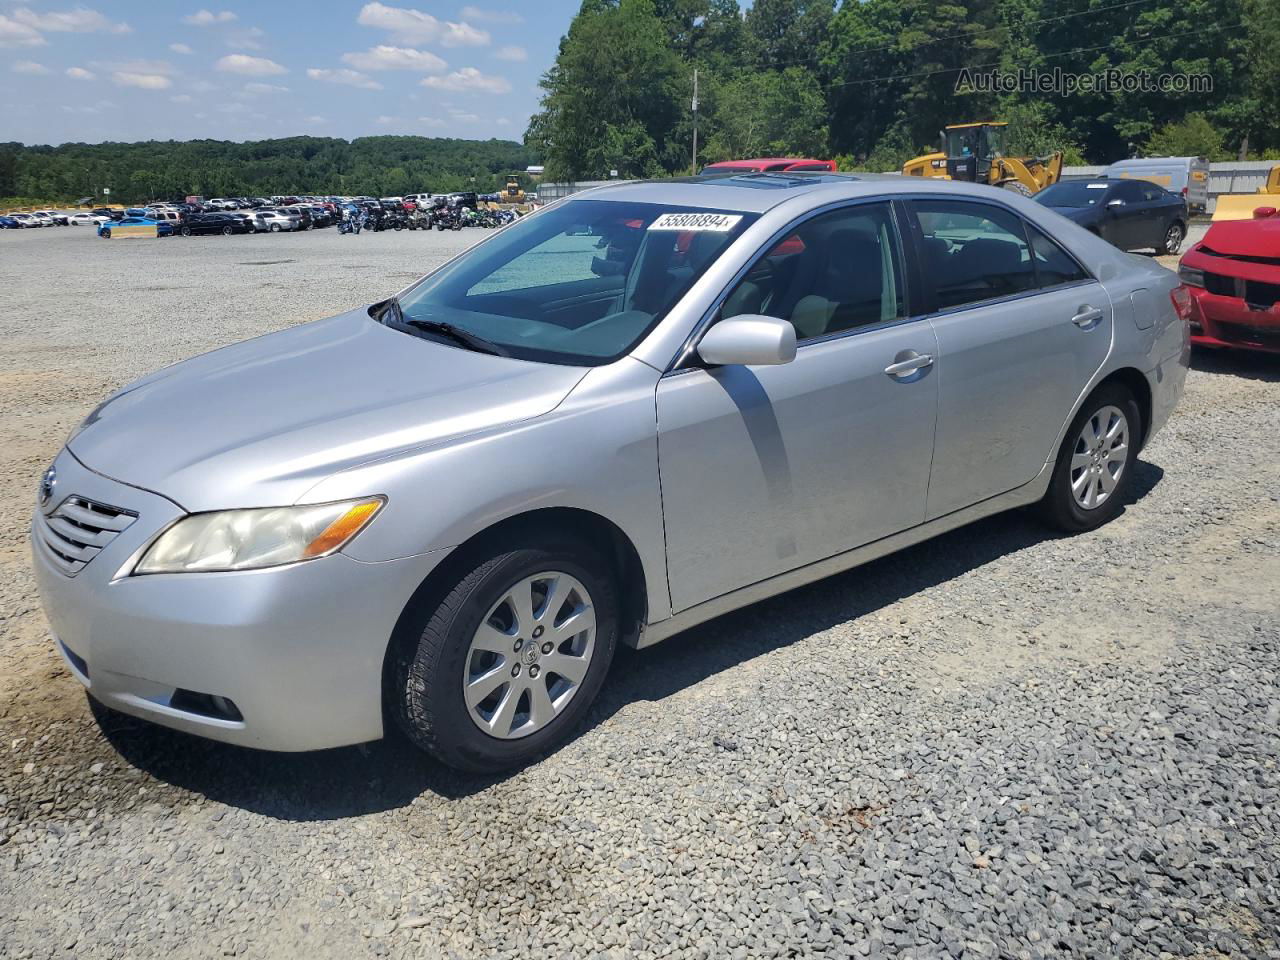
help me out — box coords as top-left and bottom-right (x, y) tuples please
(462, 571), (596, 740)
(1070, 405), (1129, 510)
(1165, 224), (1184, 255)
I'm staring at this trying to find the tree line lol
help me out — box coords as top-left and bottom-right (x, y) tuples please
(526, 0), (1280, 180)
(0, 136), (537, 205)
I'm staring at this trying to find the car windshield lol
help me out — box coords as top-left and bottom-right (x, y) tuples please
(1037, 182), (1113, 207)
(393, 199), (758, 365)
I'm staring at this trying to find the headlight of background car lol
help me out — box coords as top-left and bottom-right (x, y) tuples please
(1178, 264), (1205, 288)
(133, 498), (383, 574)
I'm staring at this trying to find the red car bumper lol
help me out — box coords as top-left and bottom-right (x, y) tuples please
(1183, 251), (1280, 354)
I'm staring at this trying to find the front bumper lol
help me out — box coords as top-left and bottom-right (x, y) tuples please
(31, 447), (446, 752)
(1187, 287), (1280, 353)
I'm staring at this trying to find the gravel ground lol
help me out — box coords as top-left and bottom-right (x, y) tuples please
(1, 224), (1277, 960)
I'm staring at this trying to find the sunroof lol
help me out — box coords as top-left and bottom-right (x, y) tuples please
(682, 172), (858, 190)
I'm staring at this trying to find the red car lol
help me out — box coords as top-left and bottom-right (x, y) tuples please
(701, 157), (837, 174)
(1178, 206), (1280, 353)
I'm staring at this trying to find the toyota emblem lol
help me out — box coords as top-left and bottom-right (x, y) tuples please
(39, 464), (56, 507)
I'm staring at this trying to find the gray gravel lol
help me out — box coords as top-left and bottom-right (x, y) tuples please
(1, 225), (1278, 960)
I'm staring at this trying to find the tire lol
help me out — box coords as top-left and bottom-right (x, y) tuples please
(100, 229), (110, 239)
(180, 226), (192, 237)
(391, 537), (618, 772)
(1158, 221), (1185, 256)
(1038, 383), (1142, 533)
(270, 223), (281, 233)
(1002, 181), (1034, 197)
(221, 225), (233, 236)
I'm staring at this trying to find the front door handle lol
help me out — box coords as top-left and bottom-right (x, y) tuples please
(1072, 306), (1104, 330)
(884, 351), (934, 378)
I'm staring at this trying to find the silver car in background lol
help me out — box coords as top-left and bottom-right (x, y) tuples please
(31, 175), (1189, 771)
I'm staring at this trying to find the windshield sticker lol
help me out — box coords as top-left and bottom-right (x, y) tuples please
(1086, 183), (1108, 189)
(649, 212), (743, 232)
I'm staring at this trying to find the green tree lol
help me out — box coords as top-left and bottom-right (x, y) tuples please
(702, 68), (829, 161)
(1145, 113), (1229, 159)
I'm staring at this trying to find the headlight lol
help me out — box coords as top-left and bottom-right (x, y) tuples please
(1178, 264), (1205, 288)
(133, 497), (383, 575)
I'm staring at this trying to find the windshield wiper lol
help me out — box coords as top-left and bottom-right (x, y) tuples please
(379, 297), (510, 357)
(403, 318), (511, 357)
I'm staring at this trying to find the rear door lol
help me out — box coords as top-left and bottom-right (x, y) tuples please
(906, 198), (1111, 519)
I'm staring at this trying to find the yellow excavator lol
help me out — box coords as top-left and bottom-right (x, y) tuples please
(902, 122), (1063, 196)
(1211, 163), (1280, 221)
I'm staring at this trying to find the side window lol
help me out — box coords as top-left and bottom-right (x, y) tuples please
(911, 200), (1036, 310)
(1115, 180), (1144, 203)
(1027, 224), (1090, 288)
(1139, 183), (1165, 202)
(722, 202), (905, 341)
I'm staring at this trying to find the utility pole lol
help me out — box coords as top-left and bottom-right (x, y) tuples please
(691, 68), (699, 175)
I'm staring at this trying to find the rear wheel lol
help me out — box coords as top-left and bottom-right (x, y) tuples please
(270, 223), (281, 233)
(221, 225), (233, 236)
(1038, 383), (1141, 532)
(1158, 222), (1185, 256)
(180, 225), (192, 237)
(391, 538), (617, 772)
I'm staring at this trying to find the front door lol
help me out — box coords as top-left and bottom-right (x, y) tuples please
(656, 201), (939, 614)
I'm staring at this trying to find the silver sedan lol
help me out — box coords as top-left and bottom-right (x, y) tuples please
(31, 175), (1189, 770)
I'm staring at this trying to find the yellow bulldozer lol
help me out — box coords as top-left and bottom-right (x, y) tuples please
(502, 175), (526, 204)
(902, 122), (1063, 196)
(1211, 163), (1280, 221)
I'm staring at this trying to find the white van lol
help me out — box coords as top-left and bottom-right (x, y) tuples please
(145, 209), (183, 225)
(1104, 157), (1210, 213)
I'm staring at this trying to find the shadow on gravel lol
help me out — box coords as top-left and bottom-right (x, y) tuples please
(1191, 347), (1280, 382)
(92, 460), (1165, 818)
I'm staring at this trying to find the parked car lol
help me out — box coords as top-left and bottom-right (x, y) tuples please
(1035, 178), (1188, 254)
(1177, 205), (1280, 353)
(91, 208), (124, 221)
(33, 210), (70, 225)
(97, 216), (174, 238)
(31, 176), (1188, 771)
(0, 216), (19, 229)
(9, 213), (42, 227)
(178, 213), (252, 236)
(250, 209), (301, 232)
(283, 205), (313, 229)
(68, 212), (101, 226)
(702, 157), (838, 174)
(1104, 156), (1210, 214)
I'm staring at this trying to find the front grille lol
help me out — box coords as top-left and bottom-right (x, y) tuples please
(1198, 245), (1280, 267)
(35, 496), (137, 576)
(1202, 272), (1280, 308)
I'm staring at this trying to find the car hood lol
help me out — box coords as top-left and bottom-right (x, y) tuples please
(69, 308), (589, 511)
(1043, 205), (1095, 222)
(1201, 217), (1280, 258)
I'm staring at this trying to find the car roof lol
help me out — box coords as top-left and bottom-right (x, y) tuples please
(566, 173), (1032, 215)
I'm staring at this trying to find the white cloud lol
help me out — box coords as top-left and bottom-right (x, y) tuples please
(304, 114), (326, 124)
(13, 59), (49, 74)
(460, 6), (522, 23)
(113, 71), (172, 89)
(494, 116), (510, 126)
(215, 53), (286, 75)
(493, 44), (525, 62)
(184, 10), (236, 26)
(226, 26), (265, 50)
(417, 115), (445, 127)
(306, 67), (382, 90)
(242, 81), (288, 94)
(356, 2), (489, 47)
(66, 66), (95, 79)
(0, 13), (46, 46)
(12, 7), (131, 34)
(375, 115), (400, 125)
(421, 66), (508, 94)
(341, 45), (445, 72)
(190, 79), (217, 92)
(170, 93), (193, 102)
(169, 42), (193, 54)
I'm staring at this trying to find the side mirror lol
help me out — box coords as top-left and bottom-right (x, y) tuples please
(697, 315), (797, 367)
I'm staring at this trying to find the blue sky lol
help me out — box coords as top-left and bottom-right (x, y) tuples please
(1, 1), (590, 145)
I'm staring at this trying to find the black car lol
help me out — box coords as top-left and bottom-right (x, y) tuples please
(445, 191), (478, 210)
(179, 213), (253, 236)
(92, 207), (124, 221)
(1035, 178), (1188, 255)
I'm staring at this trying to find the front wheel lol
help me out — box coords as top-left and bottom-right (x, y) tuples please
(392, 539), (618, 772)
(221, 225), (233, 236)
(180, 225), (192, 237)
(270, 223), (281, 233)
(1038, 384), (1141, 532)
(1158, 222), (1185, 256)
(100, 229), (110, 239)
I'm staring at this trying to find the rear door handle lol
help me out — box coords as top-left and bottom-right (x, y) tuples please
(884, 351), (934, 378)
(1072, 306), (1104, 330)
